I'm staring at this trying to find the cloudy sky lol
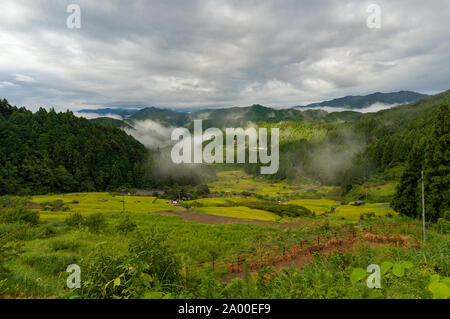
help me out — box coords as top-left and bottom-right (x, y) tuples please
(1, 0), (449, 111)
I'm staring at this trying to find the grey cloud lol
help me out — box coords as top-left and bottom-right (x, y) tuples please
(0, 0), (449, 111)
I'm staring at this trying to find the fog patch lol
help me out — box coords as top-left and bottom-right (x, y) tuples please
(299, 103), (399, 113)
(74, 112), (123, 120)
(306, 128), (365, 184)
(125, 120), (174, 149)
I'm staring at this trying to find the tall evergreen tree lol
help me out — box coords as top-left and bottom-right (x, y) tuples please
(423, 100), (450, 221)
(391, 142), (424, 218)
(392, 99), (449, 221)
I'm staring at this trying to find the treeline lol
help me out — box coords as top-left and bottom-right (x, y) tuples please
(392, 101), (449, 221)
(343, 99), (449, 221)
(242, 92), (449, 221)
(0, 99), (148, 195)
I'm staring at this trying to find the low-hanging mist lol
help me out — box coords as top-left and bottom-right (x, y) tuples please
(125, 120), (174, 149)
(298, 102), (400, 114)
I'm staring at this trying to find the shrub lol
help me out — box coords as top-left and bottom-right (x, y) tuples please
(66, 213), (107, 233)
(436, 218), (450, 234)
(0, 230), (23, 278)
(0, 223), (42, 241)
(0, 207), (39, 225)
(360, 212), (376, 220)
(78, 228), (181, 299)
(65, 213), (84, 228)
(196, 184), (210, 196)
(40, 200), (70, 212)
(79, 248), (129, 298)
(39, 224), (58, 238)
(0, 196), (30, 208)
(128, 229), (182, 287)
(116, 216), (137, 234)
(83, 213), (106, 233)
(23, 253), (79, 275)
(49, 239), (82, 252)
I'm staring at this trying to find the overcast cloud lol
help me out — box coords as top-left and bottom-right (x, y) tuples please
(0, 0), (449, 111)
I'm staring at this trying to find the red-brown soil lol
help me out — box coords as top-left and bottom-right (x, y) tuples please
(222, 233), (419, 282)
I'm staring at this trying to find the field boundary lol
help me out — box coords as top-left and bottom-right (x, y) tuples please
(184, 222), (416, 276)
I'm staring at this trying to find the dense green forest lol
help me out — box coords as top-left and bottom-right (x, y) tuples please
(0, 99), (148, 195)
(241, 91), (449, 220)
(1, 90), (448, 220)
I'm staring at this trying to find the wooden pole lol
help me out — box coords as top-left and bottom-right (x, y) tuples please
(421, 170), (426, 242)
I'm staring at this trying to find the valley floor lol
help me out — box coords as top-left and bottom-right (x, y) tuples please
(0, 170), (448, 299)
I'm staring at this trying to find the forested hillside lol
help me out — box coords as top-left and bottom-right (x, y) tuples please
(343, 90), (449, 182)
(241, 90), (449, 221)
(296, 91), (427, 109)
(0, 99), (148, 195)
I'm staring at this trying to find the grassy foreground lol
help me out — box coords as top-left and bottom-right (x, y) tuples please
(0, 174), (448, 299)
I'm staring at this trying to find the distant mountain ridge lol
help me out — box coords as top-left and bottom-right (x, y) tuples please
(128, 107), (190, 126)
(78, 108), (142, 117)
(295, 91), (427, 109)
(85, 91), (430, 128)
(126, 104), (305, 128)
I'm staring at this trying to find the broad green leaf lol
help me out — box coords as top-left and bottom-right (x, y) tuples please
(401, 261), (413, 269)
(428, 281), (450, 299)
(429, 274), (440, 283)
(350, 268), (367, 284)
(392, 263), (405, 277)
(442, 277), (450, 287)
(381, 261), (393, 275)
(141, 273), (153, 283)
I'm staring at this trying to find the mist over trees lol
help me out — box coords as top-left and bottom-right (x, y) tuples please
(0, 91), (448, 221)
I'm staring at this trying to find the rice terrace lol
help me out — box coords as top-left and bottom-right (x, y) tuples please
(0, 167), (448, 299)
(0, 0), (449, 306)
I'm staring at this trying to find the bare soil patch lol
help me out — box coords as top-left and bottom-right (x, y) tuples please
(153, 209), (311, 227)
(28, 202), (42, 210)
(222, 233), (418, 282)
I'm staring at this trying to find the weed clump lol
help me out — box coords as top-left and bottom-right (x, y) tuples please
(65, 212), (106, 233)
(0, 207), (39, 225)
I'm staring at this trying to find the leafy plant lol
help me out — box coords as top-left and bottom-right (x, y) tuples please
(427, 275), (450, 299)
(350, 268), (366, 284)
(83, 213), (106, 233)
(65, 212), (84, 228)
(116, 216), (137, 234)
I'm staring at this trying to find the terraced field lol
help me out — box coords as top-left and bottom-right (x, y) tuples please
(284, 199), (338, 215)
(333, 202), (394, 219)
(194, 206), (279, 221)
(31, 193), (181, 220)
(209, 170), (317, 197)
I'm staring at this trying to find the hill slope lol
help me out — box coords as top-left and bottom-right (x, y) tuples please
(296, 91), (427, 109)
(0, 100), (147, 195)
